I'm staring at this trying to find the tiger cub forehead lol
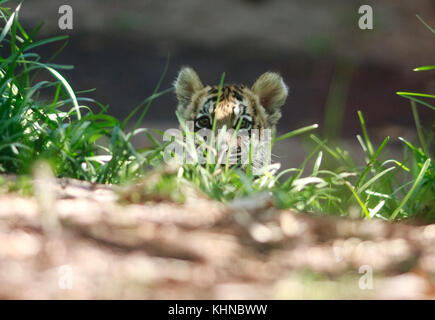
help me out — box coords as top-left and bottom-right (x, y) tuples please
(193, 85), (260, 128)
(174, 67), (289, 131)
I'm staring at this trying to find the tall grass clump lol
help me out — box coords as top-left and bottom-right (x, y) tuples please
(0, 2), (169, 184)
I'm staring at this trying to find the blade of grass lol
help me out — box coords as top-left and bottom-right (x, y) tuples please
(357, 110), (374, 156)
(390, 158), (431, 220)
(45, 66), (80, 119)
(312, 151), (322, 177)
(355, 136), (390, 189)
(206, 72), (225, 170)
(23, 35), (69, 52)
(410, 100), (429, 155)
(357, 166), (396, 194)
(414, 65), (435, 72)
(396, 93), (435, 111)
(0, 2), (20, 44)
(416, 14), (435, 34)
(274, 124), (318, 143)
(397, 91), (435, 99)
(345, 181), (371, 219)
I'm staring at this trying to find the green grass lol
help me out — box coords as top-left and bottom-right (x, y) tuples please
(0, 2), (170, 184)
(0, 2), (433, 221)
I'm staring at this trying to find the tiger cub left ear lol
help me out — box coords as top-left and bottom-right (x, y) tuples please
(174, 67), (204, 110)
(251, 72), (288, 125)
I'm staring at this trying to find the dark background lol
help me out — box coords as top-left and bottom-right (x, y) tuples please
(9, 0), (435, 163)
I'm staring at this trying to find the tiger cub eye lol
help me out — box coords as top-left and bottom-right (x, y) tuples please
(196, 116), (211, 128)
(240, 118), (251, 129)
(235, 118), (252, 130)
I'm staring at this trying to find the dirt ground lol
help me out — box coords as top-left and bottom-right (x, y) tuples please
(1, 173), (435, 299)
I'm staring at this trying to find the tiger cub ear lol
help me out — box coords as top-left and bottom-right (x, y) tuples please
(174, 67), (204, 109)
(251, 72), (288, 125)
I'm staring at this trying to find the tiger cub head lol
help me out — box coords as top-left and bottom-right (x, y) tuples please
(174, 67), (288, 133)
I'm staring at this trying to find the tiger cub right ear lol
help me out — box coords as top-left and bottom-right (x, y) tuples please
(174, 67), (204, 108)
